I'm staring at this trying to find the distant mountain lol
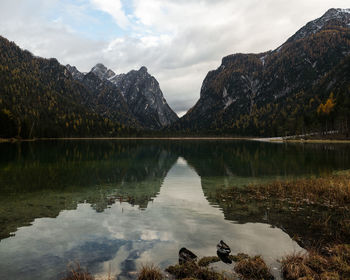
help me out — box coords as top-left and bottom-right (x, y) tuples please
(0, 35), (178, 138)
(2, 8), (350, 139)
(69, 66), (140, 128)
(77, 63), (179, 129)
(0, 36), (138, 138)
(173, 8), (350, 137)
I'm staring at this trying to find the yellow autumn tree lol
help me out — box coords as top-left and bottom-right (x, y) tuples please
(317, 92), (336, 115)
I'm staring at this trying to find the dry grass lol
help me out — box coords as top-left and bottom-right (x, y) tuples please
(61, 263), (95, 280)
(60, 245), (350, 280)
(214, 170), (350, 247)
(234, 255), (274, 280)
(247, 172), (350, 208)
(166, 253), (274, 279)
(61, 262), (115, 280)
(197, 256), (220, 267)
(281, 253), (316, 280)
(281, 245), (350, 280)
(165, 261), (231, 280)
(137, 264), (163, 280)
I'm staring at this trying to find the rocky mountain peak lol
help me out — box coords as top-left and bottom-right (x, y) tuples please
(138, 66), (148, 74)
(65, 64), (84, 81)
(108, 67), (178, 128)
(286, 8), (350, 43)
(92, 63), (107, 72)
(316, 8), (350, 26)
(67, 62), (178, 129)
(91, 63), (116, 80)
(323, 8), (350, 19)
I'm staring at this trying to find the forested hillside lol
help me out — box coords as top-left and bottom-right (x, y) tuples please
(1, 9), (350, 139)
(171, 8), (350, 137)
(0, 36), (138, 138)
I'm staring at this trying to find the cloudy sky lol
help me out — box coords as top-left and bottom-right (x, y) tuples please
(0, 0), (349, 116)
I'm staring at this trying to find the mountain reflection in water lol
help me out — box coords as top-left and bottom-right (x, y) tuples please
(1, 140), (350, 280)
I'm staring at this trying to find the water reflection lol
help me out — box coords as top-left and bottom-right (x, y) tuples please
(1, 140), (350, 279)
(0, 157), (302, 280)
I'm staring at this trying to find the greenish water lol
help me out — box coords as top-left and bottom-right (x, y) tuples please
(0, 140), (350, 279)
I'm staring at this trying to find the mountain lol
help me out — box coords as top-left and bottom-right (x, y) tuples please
(91, 63), (116, 80)
(0, 36), (138, 138)
(82, 63), (179, 129)
(173, 8), (350, 137)
(71, 67), (140, 128)
(0, 34), (177, 138)
(110, 66), (179, 129)
(2, 8), (350, 139)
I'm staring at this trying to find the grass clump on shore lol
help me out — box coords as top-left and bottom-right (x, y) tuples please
(234, 255), (274, 280)
(197, 256), (220, 267)
(165, 262), (228, 280)
(165, 261), (231, 280)
(281, 244), (350, 280)
(138, 264), (163, 280)
(165, 253), (274, 280)
(61, 263), (95, 280)
(62, 262), (115, 280)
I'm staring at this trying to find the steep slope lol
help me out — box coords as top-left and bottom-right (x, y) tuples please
(174, 8), (350, 136)
(0, 36), (138, 138)
(80, 71), (139, 127)
(66, 64), (140, 127)
(92, 64), (179, 129)
(68, 63), (178, 130)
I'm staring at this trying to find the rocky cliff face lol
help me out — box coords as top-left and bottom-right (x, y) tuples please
(65, 64), (85, 81)
(174, 8), (350, 134)
(68, 64), (178, 130)
(81, 71), (139, 127)
(108, 66), (179, 129)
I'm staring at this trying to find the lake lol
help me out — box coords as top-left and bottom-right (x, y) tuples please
(0, 140), (350, 279)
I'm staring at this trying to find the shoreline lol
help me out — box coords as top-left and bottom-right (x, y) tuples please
(1, 136), (350, 143)
(282, 138), (350, 143)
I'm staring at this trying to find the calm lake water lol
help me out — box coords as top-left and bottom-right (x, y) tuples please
(1, 140), (350, 279)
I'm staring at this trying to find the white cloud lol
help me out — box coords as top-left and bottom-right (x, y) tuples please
(0, 0), (349, 114)
(90, 0), (130, 28)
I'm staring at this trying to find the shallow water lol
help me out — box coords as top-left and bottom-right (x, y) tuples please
(1, 140), (350, 279)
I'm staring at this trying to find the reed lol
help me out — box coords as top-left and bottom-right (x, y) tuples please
(281, 244), (350, 280)
(137, 264), (163, 280)
(61, 263), (95, 280)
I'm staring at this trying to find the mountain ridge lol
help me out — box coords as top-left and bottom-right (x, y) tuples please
(1, 8), (350, 138)
(0, 36), (177, 138)
(67, 63), (179, 130)
(0, 35), (141, 138)
(171, 8), (350, 137)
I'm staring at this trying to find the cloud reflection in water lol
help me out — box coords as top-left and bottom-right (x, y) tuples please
(0, 156), (303, 280)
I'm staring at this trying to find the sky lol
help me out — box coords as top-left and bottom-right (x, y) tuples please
(0, 0), (349, 116)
